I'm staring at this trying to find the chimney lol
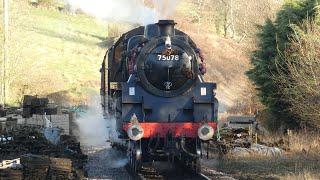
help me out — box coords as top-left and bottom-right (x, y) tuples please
(157, 20), (176, 37)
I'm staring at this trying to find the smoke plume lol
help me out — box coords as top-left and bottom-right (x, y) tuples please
(65, 0), (180, 25)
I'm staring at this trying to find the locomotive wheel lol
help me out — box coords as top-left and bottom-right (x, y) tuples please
(128, 141), (142, 172)
(135, 155), (142, 172)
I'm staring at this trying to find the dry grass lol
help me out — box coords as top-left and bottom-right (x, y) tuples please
(287, 132), (320, 154)
(204, 132), (320, 179)
(262, 131), (320, 154)
(281, 171), (320, 180)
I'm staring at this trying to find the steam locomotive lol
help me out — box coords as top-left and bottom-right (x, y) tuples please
(100, 20), (219, 173)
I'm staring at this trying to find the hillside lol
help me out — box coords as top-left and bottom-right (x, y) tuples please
(1, 0), (108, 105)
(173, 1), (251, 110)
(0, 0), (281, 110)
(187, 33), (250, 110)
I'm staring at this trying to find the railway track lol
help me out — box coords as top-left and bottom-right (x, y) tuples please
(83, 146), (130, 179)
(127, 161), (212, 180)
(82, 145), (235, 180)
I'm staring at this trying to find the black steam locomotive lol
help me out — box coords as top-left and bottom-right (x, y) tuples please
(100, 20), (219, 173)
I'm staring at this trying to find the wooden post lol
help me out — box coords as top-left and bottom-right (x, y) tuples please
(249, 124), (252, 137)
(2, 0), (9, 108)
(287, 129), (292, 148)
(255, 133), (258, 144)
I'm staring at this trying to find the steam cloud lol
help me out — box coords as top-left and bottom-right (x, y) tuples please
(76, 95), (129, 172)
(153, 0), (180, 21)
(76, 95), (108, 147)
(65, 0), (180, 25)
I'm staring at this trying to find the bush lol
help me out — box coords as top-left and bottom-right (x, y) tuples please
(276, 20), (320, 128)
(247, 0), (320, 129)
(28, 0), (60, 9)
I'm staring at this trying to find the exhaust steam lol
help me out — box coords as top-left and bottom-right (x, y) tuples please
(65, 0), (180, 25)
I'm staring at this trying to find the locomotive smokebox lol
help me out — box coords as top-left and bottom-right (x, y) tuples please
(157, 20), (176, 37)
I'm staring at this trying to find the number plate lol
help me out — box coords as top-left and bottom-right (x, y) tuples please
(157, 55), (179, 61)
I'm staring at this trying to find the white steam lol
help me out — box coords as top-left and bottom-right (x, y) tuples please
(65, 0), (180, 25)
(153, 0), (180, 20)
(77, 95), (129, 172)
(76, 95), (108, 147)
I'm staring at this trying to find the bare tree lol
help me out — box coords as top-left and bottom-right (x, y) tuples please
(2, 0), (9, 107)
(205, 0), (282, 40)
(216, 0), (236, 38)
(196, 0), (206, 34)
(229, 0), (236, 38)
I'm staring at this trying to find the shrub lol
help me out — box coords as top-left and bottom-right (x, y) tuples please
(247, 0), (320, 129)
(276, 20), (320, 128)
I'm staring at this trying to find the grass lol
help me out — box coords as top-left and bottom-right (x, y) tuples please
(203, 132), (320, 179)
(1, 0), (109, 105)
(281, 172), (320, 180)
(212, 154), (320, 179)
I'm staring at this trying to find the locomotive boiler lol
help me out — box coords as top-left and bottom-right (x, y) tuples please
(100, 20), (219, 173)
